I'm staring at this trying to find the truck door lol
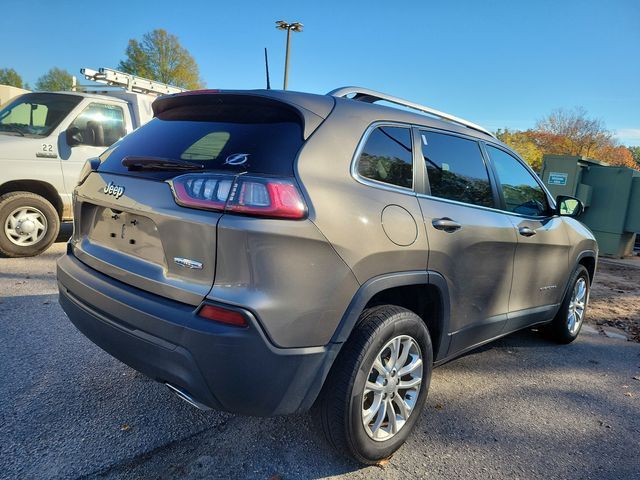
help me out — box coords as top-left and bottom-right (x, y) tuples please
(59, 101), (129, 195)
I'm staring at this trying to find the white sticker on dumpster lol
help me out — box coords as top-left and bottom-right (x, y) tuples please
(548, 172), (568, 186)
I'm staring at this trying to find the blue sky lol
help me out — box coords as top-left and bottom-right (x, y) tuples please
(2, 0), (638, 145)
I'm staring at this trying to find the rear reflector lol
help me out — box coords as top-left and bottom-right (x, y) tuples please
(170, 173), (307, 219)
(198, 305), (248, 327)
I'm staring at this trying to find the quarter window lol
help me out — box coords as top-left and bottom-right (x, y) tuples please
(486, 145), (549, 217)
(357, 126), (413, 189)
(421, 131), (493, 207)
(68, 103), (126, 147)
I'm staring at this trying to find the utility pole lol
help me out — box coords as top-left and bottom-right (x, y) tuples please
(275, 21), (303, 90)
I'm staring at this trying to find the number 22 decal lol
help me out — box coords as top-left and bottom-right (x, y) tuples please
(42, 144), (53, 152)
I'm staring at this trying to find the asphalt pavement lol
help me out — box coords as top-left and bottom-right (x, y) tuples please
(1, 241), (639, 480)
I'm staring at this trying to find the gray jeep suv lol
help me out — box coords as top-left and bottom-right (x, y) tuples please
(57, 87), (597, 464)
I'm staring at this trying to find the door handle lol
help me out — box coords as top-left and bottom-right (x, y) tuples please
(432, 218), (462, 233)
(518, 226), (537, 237)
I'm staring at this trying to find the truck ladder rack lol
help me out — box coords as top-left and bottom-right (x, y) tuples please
(79, 67), (185, 96)
(328, 86), (494, 138)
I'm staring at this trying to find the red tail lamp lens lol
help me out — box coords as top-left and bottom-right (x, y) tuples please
(198, 305), (248, 327)
(171, 173), (307, 219)
(172, 174), (233, 211)
(226, 179), (307, 219)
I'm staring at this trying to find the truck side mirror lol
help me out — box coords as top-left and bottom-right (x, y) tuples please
(66, 127), (83, 147)
(556, 195), (584, 218)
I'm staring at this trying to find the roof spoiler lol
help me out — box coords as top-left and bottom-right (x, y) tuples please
(151, 90), (332, 140)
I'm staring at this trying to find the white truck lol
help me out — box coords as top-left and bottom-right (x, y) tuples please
(0, 68), (184, 257)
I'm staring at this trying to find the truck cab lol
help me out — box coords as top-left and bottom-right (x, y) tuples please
(0, 67), (175, 257)
(0, 91), (136, 256)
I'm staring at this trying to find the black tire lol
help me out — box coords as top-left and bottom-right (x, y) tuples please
(313, 305), (432, 464)
(545, 265), (590, 344)
(0, 191), (60, 258)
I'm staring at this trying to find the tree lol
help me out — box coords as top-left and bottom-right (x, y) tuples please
(628, 146), (640, 166)
(495, 128), (544, 171)
(495, 107), (638, 169)
(118, 29), (203, 89)
(35, 67), (73, 91)
(535, 107), (613, 158)
(596, 145), (637, 169)
(0, 68), (23, 88)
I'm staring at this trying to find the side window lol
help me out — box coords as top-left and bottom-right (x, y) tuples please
(486, 145), (549, 217)
(421, 131), (494, 207)
(357, 126), (413, 189)
(68, 103), (126, 147)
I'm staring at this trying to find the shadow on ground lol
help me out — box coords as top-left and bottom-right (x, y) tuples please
(90, 331), (640, 480)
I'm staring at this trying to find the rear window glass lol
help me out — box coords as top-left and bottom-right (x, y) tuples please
(357, 126), (413, 189)
(98, 102), (304, 178)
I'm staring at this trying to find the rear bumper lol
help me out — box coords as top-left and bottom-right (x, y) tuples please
(57, 249), (338, 416)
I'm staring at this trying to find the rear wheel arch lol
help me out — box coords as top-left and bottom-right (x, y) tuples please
(331, 271), (451, 362)
(0, 180), (64, 219)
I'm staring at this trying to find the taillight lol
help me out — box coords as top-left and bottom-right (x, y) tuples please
(226, 177), (306, 219)
(170, 173), (307, 219)
(198, 304), (248, 327)
(172, 174), (234, 210)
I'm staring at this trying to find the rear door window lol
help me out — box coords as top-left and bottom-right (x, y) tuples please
(356, 126), (413, 189)
(420, 131), (494, 207)
(486, 145), (550, 217)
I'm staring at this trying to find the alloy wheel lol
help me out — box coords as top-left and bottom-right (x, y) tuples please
(362, 335), (423, 441)
(567, 277), (587, 335)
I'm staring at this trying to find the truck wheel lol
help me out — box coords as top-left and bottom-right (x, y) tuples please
(314, 305), (432, 464)
(545, 265), (590, 344)
(0, 192), (60, 258)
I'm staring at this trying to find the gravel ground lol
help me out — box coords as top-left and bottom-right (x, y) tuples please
(1, 241), (639, 480)
(589, 258), (640, 342)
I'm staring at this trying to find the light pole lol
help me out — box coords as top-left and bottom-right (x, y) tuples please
(275, 20), (303, 90)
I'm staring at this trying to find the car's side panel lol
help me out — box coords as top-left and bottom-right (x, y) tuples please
(505, 215), (571, 311)
(295, 105), (429, 285)
(563, 217), (599, 273)
(418, 196), (517, 355)
(209, 216), (360, 348)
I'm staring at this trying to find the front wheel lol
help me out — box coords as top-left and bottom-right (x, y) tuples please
(314, 305), (432, 464)
(0, 192), (60, 258)
(545, 265), (590, 344)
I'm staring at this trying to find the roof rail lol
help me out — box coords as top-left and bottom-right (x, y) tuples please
(78, 67), (185, 96)
(328, 86), (495, 138)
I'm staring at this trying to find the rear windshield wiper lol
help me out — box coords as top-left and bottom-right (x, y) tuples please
(122, 156), (206, 171)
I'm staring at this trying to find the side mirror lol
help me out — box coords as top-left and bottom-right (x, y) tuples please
(556, 195), (584, 217)
(66, 127), (83, 147)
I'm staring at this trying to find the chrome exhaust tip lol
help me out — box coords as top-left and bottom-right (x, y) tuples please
(165, 383), (211, 411)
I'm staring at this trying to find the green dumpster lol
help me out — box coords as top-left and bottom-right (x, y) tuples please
(541, 155), (640, 257)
